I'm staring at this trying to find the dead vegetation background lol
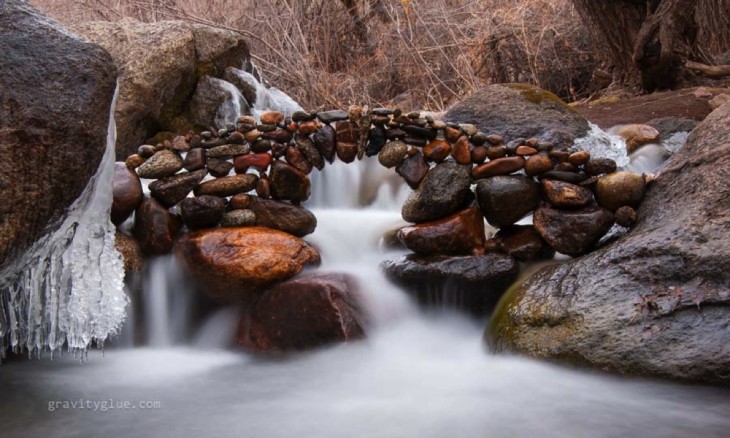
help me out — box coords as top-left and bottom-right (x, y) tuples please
(30, 0), (598, 110)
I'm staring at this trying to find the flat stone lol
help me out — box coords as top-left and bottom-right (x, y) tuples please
(248, 197), (317, 237)
(317, 110), (349, 124)
(194, 174), (258, 197)
(206, 143), (250, 159)
(541, 179), (594, 208)
(149, 169), (207, 207)
(180, 195), (225, 229)
(137, 149), (183, 179)
(471, 156), (524, 179)
(398, 207), (485, 256)
(112, 162), (143, 225)
(595, 171), (646, 212)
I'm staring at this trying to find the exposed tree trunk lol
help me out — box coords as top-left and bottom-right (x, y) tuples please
(571, 0), (724, 92)
(685, 61), (730, 78)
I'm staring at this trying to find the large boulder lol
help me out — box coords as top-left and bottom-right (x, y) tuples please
(176, 227), (321, 304)
(0, 0), (117, 268)
(487, 103), (730, 384)
(72, 19), (250, 158)
(236, 273), (366, 352)
(443, 84), (590, 148)
(382, 253), (519, 314)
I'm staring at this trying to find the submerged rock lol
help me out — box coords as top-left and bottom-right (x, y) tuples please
(177, 227), (320, 304)
(236, 273), (366, 352)
(487, 102), (730, 384)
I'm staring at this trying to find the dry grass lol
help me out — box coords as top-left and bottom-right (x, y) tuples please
(30, 0), (598, 110)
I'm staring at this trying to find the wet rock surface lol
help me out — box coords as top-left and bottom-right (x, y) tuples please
(176, 227), (320, 304)
(382, 253), (520, 315)
(533, 204), (614, 257)
(487, 102), (730, 384)
(401, 162), (471, 223)
(476, 176), (540, 228)
(112, 163), (144, 225)
(237, 273), (366, 352)
(0, 0), (117, 267)
(398, 207), (485, 256)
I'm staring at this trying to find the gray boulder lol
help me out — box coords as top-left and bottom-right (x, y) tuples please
(487, 102), (730, 385)
(444, 83), (590, 148)
(0, 0), (117, 267)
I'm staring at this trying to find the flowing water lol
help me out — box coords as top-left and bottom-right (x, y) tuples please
(1, 158), (730, 438)
(1, 80), (727, 437)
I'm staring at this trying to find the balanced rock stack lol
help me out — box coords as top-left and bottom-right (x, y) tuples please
(112, 107), (649, 342)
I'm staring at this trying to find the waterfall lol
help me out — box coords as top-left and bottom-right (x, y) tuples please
(0, 85), (127, 358)
(214, 79), (248, 129)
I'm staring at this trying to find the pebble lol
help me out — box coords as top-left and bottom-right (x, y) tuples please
(379, 140), (408, 168)
(471, 156), (524, 179)
(317, 110), (349, 124)
(206, 144), (250, 159)
(524, 154), (553, 176)
(423, 139), (451, 162)
(206, 158), (233, 177)
(137, 149), (183, 179)
(194, 174), (258, 197)
(220, 209), (257, 227)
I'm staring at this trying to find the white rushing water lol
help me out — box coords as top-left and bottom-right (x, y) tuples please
(0, 86), (126, 358)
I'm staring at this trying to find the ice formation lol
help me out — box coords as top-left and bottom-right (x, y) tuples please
(0, 87), (127, 359)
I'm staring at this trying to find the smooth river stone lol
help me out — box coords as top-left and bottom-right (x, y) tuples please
(149, 169), (207, 207)
(471, 156), (524, 179)
(476, 175), (539, 228)
(194, 174), (258, 197)
(533, 204), (614, 257)
(541, 179), (594, 208)
(137, 149), (183, 179)
(111, 162), (143, 225)
(398, 207), (485, 256)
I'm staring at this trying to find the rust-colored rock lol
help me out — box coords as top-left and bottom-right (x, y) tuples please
(234, 153), (272, 173)
(285, 146), (313, 174)
(260, 111), (285, 125)
(471, 156), (524, 179)
(396, 152), (429, 189)
(176, 227), (321, 304)
(493, 225), (553, 262)
(398, 207), (486, 256)
(423, 139), (451, 162)
(269, 160), (311, 202)
(451, 136), (472, 165)
(236, 273), (365, 352)
(524, 154), (553, 176)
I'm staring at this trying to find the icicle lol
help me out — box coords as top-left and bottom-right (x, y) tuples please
(0, 85), (127, 360)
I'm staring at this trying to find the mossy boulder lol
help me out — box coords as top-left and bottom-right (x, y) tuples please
(73, 19), (250, 158)
(443, 83), (589, 148)
(486, 102), (730, 385)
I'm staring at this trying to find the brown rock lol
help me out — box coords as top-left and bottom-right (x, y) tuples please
(615, 124), (660, 153)
(115, 231), (143, 274)
(206, 144), (250, 159)
(269, 160), (311, 202)
(485, 145), (507, 160)
(471, 146), (488, 164)
(229, 193), (251, 210)
(541, 179), (594, 208)
(298, 120), (318, 135)
(220, 209), (256, 227)
(260, 111), (285, 125)
(336, 142), (358, 163)
(194, 174), (258, 197)
(595, 171), (646, 212)
(133, 197), (181, 255)
(125, 154), (145, 169)
(516, 145), (538, 156)
(206, 157), (233, 177)
(249, 197), (317, 237)
(236, 273), (365, 352)
(262, 128), (292, 143)
(524, 154), (553, 176)
(295, 136), (325, 171)
(234, 153), (271, 173)
(180, 195), (225, 229)
(176, 227), (321, 304)
(137, 149), (184, 179)
(396, 152), (430, 189)
(378, 140), (408, 168)
(398, 207), (485, 256)
(471, 156), (524, 179)
(494, 225), (553, 262)
(444, 126), (461, 142)
(533, 204), (614, 256)
(584, 158), (617, 176)
(149, 169), (207, 207)
(568, 150), (590, 166)
(335, 120), (357, 143)
(183, 148), (206, 171)
(423, 139), (451, 162)
(285, 146), (313, 174)
(615, 205), (637, 227)
(451, 136), (472, 165)
(256, 174), (271, 199)
(171, 135), (190, 152)
(112, 162), (144, 225)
